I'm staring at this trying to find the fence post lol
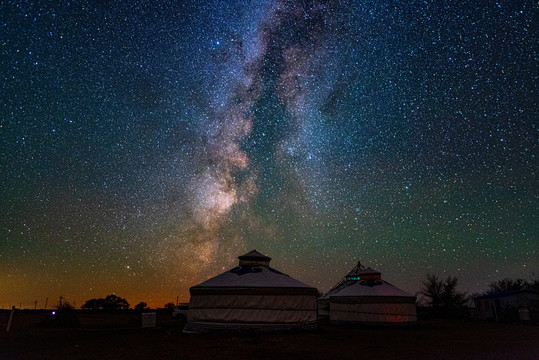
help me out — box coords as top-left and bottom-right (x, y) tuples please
(6, 306), (15, 332)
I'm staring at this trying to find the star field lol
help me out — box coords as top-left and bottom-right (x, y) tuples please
(1, 0), (537, 308)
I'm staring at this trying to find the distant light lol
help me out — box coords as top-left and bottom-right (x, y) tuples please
(52, 311), (56, 315)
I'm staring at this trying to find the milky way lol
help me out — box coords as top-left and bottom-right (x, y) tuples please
(165, 0), (340, 271)
(1, 0), (537, 308)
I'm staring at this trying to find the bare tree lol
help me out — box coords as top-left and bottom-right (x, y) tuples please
(420, 274), (468, 317)
(420, 274), (443, 310)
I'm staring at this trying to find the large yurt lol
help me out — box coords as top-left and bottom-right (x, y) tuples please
(184, 250), (318, 332)
(320, 262), (417, 325)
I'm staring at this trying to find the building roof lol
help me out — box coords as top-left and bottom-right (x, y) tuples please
(329, 279), (415, 298)
(320, 261), (414, 300)
(473, 289), (537, 300)
(238, 249), (272, 262)
(190, 250), (317, 293)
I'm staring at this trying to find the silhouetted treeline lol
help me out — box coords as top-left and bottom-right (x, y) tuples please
(134, 302), (149, 311)
(81, 294), (129, 311)
(486, 277), (537, 293)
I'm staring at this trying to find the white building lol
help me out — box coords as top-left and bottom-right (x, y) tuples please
(320, 262), (417, 325)
(473, 290), (537, 321)
(184, 250), (318, 332)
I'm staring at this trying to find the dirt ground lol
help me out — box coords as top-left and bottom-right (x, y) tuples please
(1, 310), (538, 360)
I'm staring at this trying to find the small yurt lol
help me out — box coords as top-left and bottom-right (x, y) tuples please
(320, 262), (417, 325)
(184, 250), (318, 332)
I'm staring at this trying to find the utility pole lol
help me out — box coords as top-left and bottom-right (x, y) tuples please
(34, 300), (37, 310)
(45, 298), (48, 310)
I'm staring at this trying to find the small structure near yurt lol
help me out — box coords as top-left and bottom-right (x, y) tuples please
(319, 262), (417, 325)
(184, 250), (318, 332)
(473, 289), (537, 322)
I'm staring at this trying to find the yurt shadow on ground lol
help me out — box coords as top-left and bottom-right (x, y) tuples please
(319, 262), (417, 326)
(184, 250), (318, 332)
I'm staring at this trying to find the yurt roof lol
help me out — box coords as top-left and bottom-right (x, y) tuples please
(321, 261), (413, 299)
(190, 250), (317, 291)
(238, 249), (271, 262)
(346, 265), (380, 277)
(329, 279), (414, 298)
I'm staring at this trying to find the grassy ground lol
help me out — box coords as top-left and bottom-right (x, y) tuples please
(1, 310), (538, 360)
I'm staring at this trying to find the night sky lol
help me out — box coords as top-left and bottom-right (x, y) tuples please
(1, 0), (537, 309)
